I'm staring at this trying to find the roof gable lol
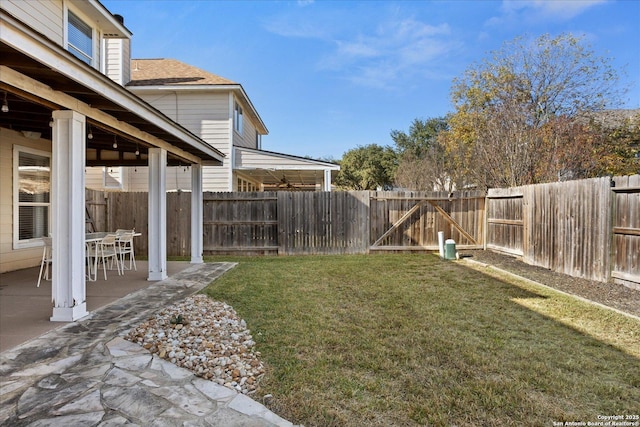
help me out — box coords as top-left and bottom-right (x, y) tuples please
(127, 58), (236, 86)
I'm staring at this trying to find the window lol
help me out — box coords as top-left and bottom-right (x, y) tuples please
(67, 10), (93, 64)
(237, 177), (257, 192)
(14, 146), (50, 247)
(234, 102), (243, 133)
(255, 130), (262, 149)
(103, 167), (123, 189)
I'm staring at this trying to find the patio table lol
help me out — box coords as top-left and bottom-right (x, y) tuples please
(86, 232), (141, 281)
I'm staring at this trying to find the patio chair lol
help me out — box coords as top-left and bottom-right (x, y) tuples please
(116, 231), (137, 271)
(37, 237), (53, 287)
(86, 234), (122, 280)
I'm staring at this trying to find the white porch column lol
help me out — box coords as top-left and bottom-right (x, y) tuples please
(323, 169), (332, 192)
(190, 164), (204, 264)
(148, 148), (167, 280)
(50, 110), (88, 322)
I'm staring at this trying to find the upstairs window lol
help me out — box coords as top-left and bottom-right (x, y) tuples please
(234, 102), (243, 134)
(68, 10), (93, 64)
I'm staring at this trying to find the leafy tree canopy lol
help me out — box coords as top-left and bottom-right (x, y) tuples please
(391, 117), (459, 191)
(391, 117), (449, 158)
(443, 33), (629, 189)
(335, 144), (397, 190)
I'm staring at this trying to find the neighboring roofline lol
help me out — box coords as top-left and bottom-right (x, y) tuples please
(235, 146), (340, 170)
(0, 9), (224, 164)
(128, 82), (269, 135)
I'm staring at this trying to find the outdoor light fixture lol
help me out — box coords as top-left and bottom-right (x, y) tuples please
(49, 117), (54, 127)
(112, 135), (118, 149)
(135, 143), (140, 156)
(1, 92), (8, 113)
(87, 124), (93, 139)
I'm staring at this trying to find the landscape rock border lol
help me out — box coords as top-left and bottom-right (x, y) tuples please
(125, 294), (265, 395)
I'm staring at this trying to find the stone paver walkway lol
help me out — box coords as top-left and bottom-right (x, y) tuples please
(0, 263), (296, 427)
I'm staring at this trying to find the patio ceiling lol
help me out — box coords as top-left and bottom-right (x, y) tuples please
(234, 146), (340, 190)
(239, 168), (332, 190)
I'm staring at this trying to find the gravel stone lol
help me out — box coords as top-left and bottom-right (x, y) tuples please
(125, 295), (264, 395)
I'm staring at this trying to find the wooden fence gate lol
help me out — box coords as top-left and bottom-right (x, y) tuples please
(611, 175), (640, 289)
(485, 188), (524, 257)
(369, 191), (485, 251)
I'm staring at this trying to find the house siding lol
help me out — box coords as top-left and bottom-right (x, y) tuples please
(1, 0), (114, 73)
(133, 90), (234, 191)
(104, 38), (130, 85)
(232, 95), (259, 149)
(1, 0), (64, 45)
(0, 128), (51, 273)
(86, 89), (268, 193)
(235, 148), (339, 170)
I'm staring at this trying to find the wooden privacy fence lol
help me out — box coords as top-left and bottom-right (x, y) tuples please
(203, 190), (485, 255)
(86, 173), (639, 289)
(86, 189), (485, 257)
(487, 174), (640, 289)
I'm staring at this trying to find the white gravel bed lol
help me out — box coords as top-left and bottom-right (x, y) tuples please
(125, 294), (265, 394)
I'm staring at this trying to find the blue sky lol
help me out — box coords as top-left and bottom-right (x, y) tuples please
(102, 0), (640, 160)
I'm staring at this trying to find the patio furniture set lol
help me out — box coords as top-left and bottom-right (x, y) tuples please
(37, 230), (140, 286)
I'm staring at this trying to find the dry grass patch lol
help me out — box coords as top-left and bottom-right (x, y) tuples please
(202, 254), (640, 427)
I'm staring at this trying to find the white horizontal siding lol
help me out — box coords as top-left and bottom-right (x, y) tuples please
(232, 95), (259, 149)
(2, 0), (64, 45)
(88, 165), (231, 192)
(133, 90), (233, 191)
(85, 167), (104, 189)
(202, 164), (231, 191)
(121, 38), (131, 84)
(104, 38), (123, 84)
(135, 91), (231, 155)
(235, 149), (339, 170)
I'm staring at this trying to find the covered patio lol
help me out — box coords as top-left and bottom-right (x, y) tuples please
(1, 9), (224, 323)
(0, 261), (192, 353)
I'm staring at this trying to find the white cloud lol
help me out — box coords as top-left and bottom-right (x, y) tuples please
(488, 0), (609, 26)
(263, 6), (457, 89)
(323, 19), (454, 88)
(263, 16), (330, 39)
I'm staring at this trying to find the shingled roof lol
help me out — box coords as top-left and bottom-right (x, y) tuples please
(127, 58), (237, 86)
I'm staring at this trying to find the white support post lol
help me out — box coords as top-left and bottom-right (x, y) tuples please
(190, 163), (203, 264)
(323, 169), (332, 192)
(50, 110), (88, 322)
(148, 148), (167, 281)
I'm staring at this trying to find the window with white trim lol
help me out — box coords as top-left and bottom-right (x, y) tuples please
(237, 177), (257, 192)
(67, 10), (93, 64)
(14, 146), (50, 247)
(234, 102), (243, 133)
(103, 167), (124, 189)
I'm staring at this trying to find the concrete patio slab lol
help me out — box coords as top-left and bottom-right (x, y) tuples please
(0, 261), (190, 354)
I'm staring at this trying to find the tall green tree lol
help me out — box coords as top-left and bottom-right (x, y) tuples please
(391, 117), (459, 191)
(443, 33), (627, 189)
(335, 144), (397, 190)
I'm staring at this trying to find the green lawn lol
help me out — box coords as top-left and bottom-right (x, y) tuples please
(201, 254), (640, 427)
